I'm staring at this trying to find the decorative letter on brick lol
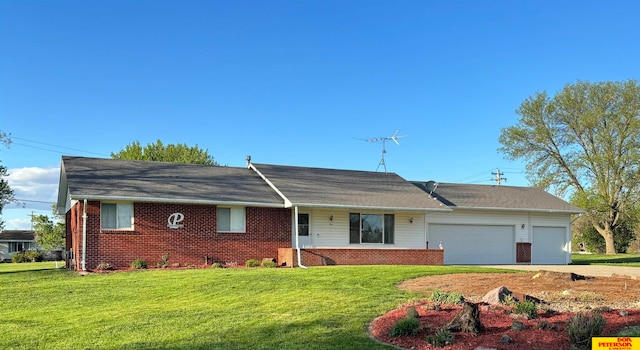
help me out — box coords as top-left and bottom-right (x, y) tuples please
(167, 213), (185, 229)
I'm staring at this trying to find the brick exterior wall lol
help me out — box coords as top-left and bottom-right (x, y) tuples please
(66, 201), (292, 270)
(278, 248), (444, 266)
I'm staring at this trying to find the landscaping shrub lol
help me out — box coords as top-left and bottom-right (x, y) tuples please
(11, 251), (44, 263)
(617, 325), (640, 337)
(513, 301), (537, 318)
(131, 258), (147, 269)
(389, 317), (420, 337)
(157, 253), (170, 268)
(405, 306), (419, 319)
(245, 259), (260, 267)
(25, 250), (44, 262)
(425, 328), (455, 347)
(261, 260), (276, 268)
(95, 262), (114, 271)
(11, 253), (26, 263)
(211, 262), (224, 268)
(428, 289), (464, 304)
(567, 312), (606, 350)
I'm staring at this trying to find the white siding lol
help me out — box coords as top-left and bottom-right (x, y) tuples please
(0, 242), (9, 261)
(290, 208), (426, 249)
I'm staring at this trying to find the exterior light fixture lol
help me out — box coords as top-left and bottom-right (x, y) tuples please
(409, 217), (413, 223)
(329, 215), (333, 222)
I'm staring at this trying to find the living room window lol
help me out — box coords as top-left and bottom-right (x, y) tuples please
(101, 202), (134, 230)
(217, 207), (246, 233)
(349, 213), (394, 244)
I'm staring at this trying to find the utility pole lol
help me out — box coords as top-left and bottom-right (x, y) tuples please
(492, 168), (507, 186)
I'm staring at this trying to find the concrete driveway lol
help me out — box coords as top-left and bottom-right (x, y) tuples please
(480, 264), (640, 278)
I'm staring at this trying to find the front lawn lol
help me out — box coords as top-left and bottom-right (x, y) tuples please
(0, 264), (499, 350)
(571, 253), (640, 266)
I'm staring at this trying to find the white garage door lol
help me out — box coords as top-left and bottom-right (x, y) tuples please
(532, 226), (567, 264)
(428, 224), (514, 264)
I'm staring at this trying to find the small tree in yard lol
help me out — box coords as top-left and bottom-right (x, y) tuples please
(33, 205), (65, 266)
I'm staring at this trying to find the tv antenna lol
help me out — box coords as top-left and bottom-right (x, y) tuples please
(360, 130), (407, 172)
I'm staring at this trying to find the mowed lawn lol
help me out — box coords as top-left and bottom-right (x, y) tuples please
(0, 263), (500, 350)
(571, 253), (640, 266)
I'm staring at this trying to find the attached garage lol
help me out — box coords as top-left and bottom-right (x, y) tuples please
(532, 226), (567, 264)
(428, 224), (515, 264)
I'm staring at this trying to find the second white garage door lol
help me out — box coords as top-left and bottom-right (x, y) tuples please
(532, 226), (567, 264)
(428, 224), (515, 264)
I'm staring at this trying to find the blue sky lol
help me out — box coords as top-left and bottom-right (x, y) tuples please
(1, 1), (639, 229)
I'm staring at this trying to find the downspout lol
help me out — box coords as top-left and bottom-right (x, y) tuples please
(81, 199), (87, 272)
(294, 206), (307, 269)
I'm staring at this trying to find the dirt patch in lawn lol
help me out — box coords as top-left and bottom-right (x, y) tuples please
(369, 271), (640, 350)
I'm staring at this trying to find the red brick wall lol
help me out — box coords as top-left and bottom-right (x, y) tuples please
(66, 201), (292, 270)
(278, 248), (444, 266)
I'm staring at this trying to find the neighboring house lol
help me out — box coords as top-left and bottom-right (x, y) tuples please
(0, 230), (37, 261)
(56, 156), (583, 271)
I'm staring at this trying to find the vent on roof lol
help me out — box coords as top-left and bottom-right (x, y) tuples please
(425, 181), (438, 195)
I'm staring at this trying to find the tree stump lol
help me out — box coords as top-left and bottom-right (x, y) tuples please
(446, 302), (484, 333)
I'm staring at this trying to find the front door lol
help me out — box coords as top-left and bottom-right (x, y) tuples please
(297, 213), (312, 248)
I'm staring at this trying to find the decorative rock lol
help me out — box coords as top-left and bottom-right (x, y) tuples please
(561, 289), (573, 296)
(482, 286), (514, 305)
(500, 335), (513, 344)
(511, 320), (526, 330)
(620, 310), (629, 317)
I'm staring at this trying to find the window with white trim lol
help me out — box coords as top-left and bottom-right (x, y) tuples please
(349, 213), (394, 244)
(8, 242), (36, 253)
(298, 213), (309, 236)
(217, 207), (246, 233)
(101, 203), (134, 230)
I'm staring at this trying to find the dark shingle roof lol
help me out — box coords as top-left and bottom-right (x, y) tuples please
(252, 163), (449, 211)
(413, 182), (583, 213)
(0, 230), (35, 241)
(60, 156), (285, 206)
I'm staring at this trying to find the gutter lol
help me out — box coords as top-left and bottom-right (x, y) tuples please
(69, 195), (284, 208)
(246, 157), (304, 268)
(294, 206), (307, 269)
(81, 199), (87, 272)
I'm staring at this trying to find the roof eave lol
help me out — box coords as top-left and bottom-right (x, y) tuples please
(288, 202), (452, 212)
(450, 206), (584, 214)
(68, 194), (285, 208)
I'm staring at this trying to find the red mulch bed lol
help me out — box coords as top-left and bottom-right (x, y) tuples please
(369, 302), (640, 350)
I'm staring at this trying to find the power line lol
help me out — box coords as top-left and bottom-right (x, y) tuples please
(15, 198), (56, 204)
(10, 136), (109, 157)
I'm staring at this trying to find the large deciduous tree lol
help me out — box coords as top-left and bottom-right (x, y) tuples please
(499, 80), (640, 254)
(111, 140), (219, 166)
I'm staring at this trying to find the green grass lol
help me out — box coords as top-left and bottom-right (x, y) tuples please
(0, 263), (501, 350)
(0, 261), (65, 272)
(571, 253), (640, 266)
